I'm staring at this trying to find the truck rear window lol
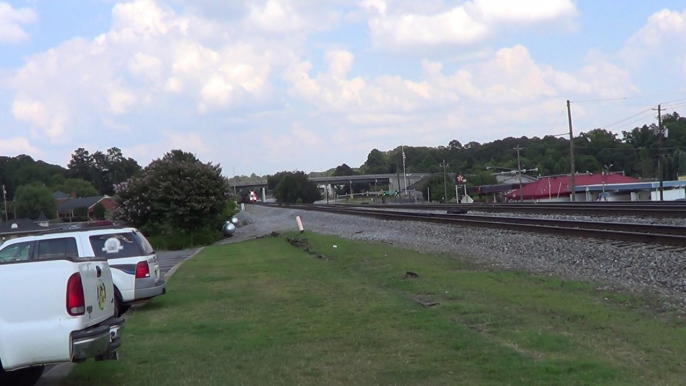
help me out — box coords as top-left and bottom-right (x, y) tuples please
(89, 233), (144, 258)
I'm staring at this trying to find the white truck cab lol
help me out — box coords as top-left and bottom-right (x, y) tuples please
(0, 242), (124, 385)
(0, 226), (166, 317)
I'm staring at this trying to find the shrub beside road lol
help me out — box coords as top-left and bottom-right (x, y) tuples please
(114, 149), (235, 250)
(62, 232), (686, 385)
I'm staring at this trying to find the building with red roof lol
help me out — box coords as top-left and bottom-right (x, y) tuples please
(505, 173), (643, 202)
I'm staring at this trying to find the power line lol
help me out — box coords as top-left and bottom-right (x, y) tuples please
(609, 114), (657, 132)
(661, 97), (686, 106)
(572, 91), (686, 104)
(548, 108), (566, 133)
(662, 101), (686, 110)
(600, 108), (654, 130)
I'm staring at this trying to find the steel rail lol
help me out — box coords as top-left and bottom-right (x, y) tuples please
(261, 204), (686, 247)
(339, 203), (686, 218)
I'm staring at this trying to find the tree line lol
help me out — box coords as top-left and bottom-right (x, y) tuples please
(353, 112), (686, 181)
(0, 147), (141, 220)
(2, 111), (685, 215)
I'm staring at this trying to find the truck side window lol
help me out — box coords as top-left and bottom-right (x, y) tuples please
(37, 238), (78, 260)
(0, 242), (33, 263)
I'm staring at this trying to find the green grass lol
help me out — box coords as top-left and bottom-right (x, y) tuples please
(62, 232), (686, 386)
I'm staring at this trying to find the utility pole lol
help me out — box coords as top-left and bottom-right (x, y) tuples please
(2, 185), (7, 222)
(658, 104), (664, 201)
(402, 145), (408, 198)
(440, 160), (449, 203)
(514, 145), (523, 202)
(567, 100), (576, 202)
(396, 159), (401, 203)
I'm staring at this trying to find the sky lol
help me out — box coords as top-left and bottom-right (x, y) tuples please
(1, 0), (686, 176)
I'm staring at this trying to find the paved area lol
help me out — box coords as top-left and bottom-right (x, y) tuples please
(157, 248), (201, 276)
(36, 247), (201, 385)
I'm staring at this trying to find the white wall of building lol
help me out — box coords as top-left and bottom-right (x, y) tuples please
(650, 188), (686, 201)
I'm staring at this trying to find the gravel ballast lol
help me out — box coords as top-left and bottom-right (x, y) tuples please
(346, 206), (686, 226)
(219, 205), (686, 305)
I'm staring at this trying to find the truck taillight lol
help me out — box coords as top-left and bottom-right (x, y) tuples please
(136, 261), (150, 279)
(66, 273), (85, 316)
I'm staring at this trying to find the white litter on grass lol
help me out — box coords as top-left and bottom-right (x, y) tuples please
(333, 245), (338, 248)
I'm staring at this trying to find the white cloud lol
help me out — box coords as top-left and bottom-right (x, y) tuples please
(622, 8), (686, 70)
(123, 130), (211, 166)
(0, 137), (41, 156)
(286, 44), (636, 126)
(246, 0), (307, 33)
(7, 0), (288, 145)
(367, 6), (489, 49)
(128, 53), (163, 82)
(626, 9), (686, 50)
(0, 2), (37, 44)
(292, 124), (322, 146)
(474, 0), (576, 24)
(11, 99), (68, 141)
(362, 0), (577, 52)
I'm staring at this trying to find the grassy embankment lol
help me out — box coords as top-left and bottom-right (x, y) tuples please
(63, 232), (686, 385)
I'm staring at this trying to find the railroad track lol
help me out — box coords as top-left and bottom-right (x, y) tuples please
(261, 203), (686, 247)
(339, 202), (686, 218)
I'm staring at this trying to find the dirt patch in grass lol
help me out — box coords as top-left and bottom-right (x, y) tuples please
(286, 237), (328, 260)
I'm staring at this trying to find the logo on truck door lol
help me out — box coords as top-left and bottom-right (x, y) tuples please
(97, 280), (107, 310)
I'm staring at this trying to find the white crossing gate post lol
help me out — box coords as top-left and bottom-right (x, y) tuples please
(295, 216), (304, 233)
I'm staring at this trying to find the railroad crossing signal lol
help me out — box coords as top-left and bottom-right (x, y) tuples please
(456, 175), (466, 184)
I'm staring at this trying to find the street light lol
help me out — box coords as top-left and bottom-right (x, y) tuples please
(601, 164), (613, 199)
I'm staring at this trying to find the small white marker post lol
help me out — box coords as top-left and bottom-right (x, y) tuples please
(295, 216), (304, 233)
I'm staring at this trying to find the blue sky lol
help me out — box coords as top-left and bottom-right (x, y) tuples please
(1, 0), (686, 176)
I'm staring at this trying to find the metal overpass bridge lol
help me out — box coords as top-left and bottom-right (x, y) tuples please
(231, 173), (432, 193)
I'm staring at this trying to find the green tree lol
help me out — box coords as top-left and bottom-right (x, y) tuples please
(332, 163), (355, 176)
(273, 171), (322, 204)
(363, 149), (389, 174)
(114, 150), (230, 237)
(15, 184), (57, 219)
(267, 171), (289, 190)
(468, 171), (498, 186)
(57, 178), (99, 197)
(421, 174), (456, 203)
(68, 147), (141, 195)
(68, 148), (93, 181)
(420, 155), (438, 171)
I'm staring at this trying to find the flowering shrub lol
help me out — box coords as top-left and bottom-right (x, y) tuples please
(114, 150), (231, 244)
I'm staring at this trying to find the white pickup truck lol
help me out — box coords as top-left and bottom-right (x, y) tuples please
(0, 239), (125, 386)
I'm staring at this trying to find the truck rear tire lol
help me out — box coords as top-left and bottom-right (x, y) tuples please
(0, 366), (45, 386)
(114, 296), (130, 317)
